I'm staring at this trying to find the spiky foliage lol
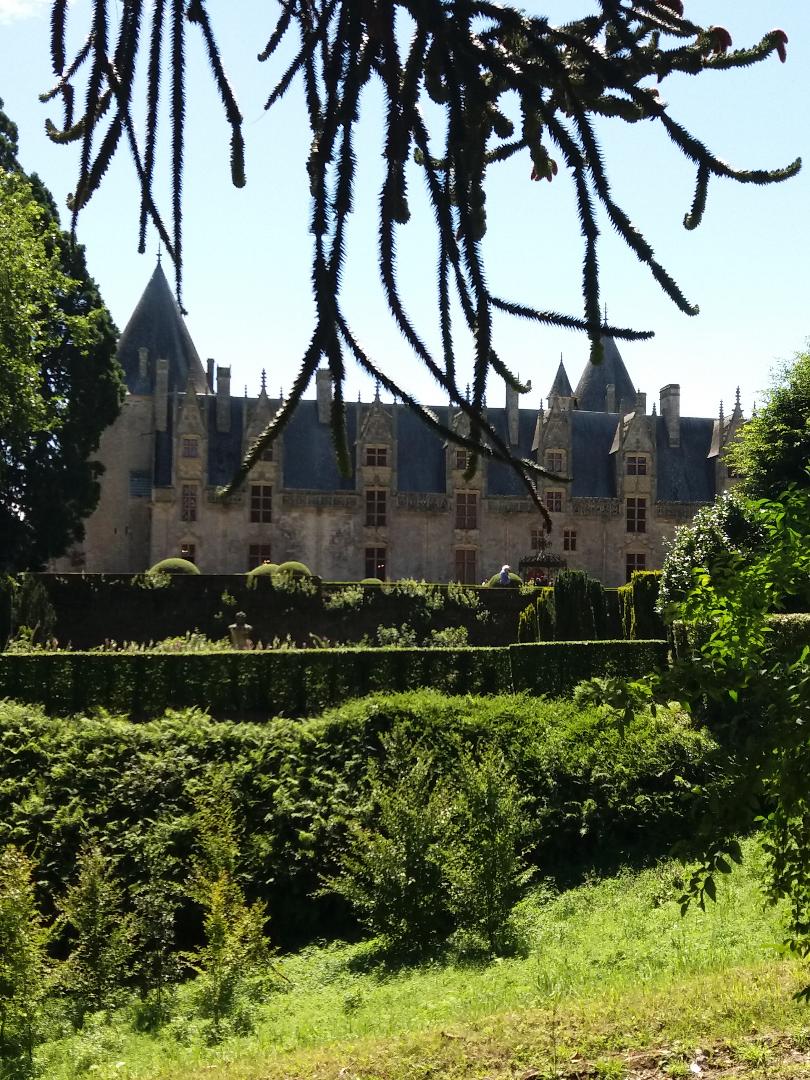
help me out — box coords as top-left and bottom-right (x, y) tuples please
(42, 2), (799, 519)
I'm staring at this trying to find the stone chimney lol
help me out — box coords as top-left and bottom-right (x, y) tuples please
(154, 357), (169, 432)
(206, 358), (215, 392)
(660, 383), (680, 447)
(506, 382), (519, 446)
(216, 365), (231, 432)
(316, 368), (332, 424)
(635, 389), (647, 415)
(605, 383), (616, 413)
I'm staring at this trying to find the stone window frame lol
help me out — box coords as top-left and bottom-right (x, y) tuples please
(180, 542), (196, 563)
(248, 543), (272, 570)
(454, 546), (478, 584)
(545, 490), (564, 514)
(365, 445), (389, 468)
(454, 449), (471, 471)
(626, 496), (647, 533)
(545, 449), (565, 474)
(626, 454), (648, 476)
(364, 546), (387, 579)
(530, 528), (545, 551)
(181, 436), (199, 459)
(563, 528), (577, 551)
(626, 552), (647, 580)
(455, 491), (478, 530)
(250, 484), (273, 524)
(180, 483), (198, 522)
(365, 488), (387, 527)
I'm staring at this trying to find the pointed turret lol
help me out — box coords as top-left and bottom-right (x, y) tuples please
(548, 357), (573, 403)
(574, 335), (635, 413)
(117, 261), (208, 396)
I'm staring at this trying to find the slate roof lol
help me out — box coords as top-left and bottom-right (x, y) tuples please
(117, 263), (208, 396)
(396, 406), (448, 493)
(283, 400), (358, 491)
(574, 335), (636, 412)
(570, 412), (619, 498)
(655, 416), (716, 502)
(485, 407), (539, 496)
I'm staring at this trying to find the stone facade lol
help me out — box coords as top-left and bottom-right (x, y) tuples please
(53, 264), (743, 586)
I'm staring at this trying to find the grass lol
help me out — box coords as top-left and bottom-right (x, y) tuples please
(37, 837), (810, 1079)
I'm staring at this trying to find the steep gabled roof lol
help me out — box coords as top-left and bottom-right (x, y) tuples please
(574, 335), (636, 413)
(117, 262), (208, 395)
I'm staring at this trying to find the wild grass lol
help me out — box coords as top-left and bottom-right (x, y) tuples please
(37, 836), (810, 1080)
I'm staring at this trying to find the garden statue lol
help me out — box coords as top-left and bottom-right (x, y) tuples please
(229, 611), (253, 650)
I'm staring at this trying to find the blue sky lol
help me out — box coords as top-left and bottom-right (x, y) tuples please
(0, 0), (807, 419)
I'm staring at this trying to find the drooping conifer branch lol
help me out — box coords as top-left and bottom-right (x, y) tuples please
(43, 1), (800, 514)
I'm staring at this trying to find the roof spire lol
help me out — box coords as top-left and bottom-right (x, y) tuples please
(260, 368), (267, 394)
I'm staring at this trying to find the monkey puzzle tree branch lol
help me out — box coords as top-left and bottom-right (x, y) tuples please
(42, 1), (800, 510)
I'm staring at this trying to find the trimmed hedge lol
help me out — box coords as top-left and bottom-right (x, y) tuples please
(619, 571), (665, 640)
(0, 640), (668, 719)
(148, 558), (200, 575)
(510, 640), (669, 697)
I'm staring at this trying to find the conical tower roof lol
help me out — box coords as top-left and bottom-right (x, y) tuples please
(574, 335), (636, 413)
(117, 261), (208, 395)
(548, 358), (573, 400)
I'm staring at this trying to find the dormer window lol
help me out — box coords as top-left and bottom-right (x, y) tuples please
(181, 437), (199, 459)
(626, 455), (647, 476)
(259, 443), (274, 462)
(365, 445), (388, 467)
(545, 450), (564, 474)
(454, 449), (470, 471)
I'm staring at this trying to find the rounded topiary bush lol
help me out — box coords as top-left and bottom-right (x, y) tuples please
(276, 561), (313, 577)
(246, 562), (279, 577)
(360, 578), (383, 585)
(148, 558), (200, 575)
(486, 572), (522, 588)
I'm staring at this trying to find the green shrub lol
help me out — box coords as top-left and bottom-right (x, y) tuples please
(445, 750), (531, 956)
(0, 845), (50, 1067)
(427, 626), (469, 647)
(360, 578), (383, 585)
(0, 575), (13, 651)
(331, 751), (451, 957)
(148, 558), (200, 576)
(517, 603), (539, 643)
(11, 572), (56, 644)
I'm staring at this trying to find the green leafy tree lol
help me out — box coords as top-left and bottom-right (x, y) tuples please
(446, 751), (532, 956)
(658, 492), (763, 615)
(725, 348), (810, 499)
(596, 485), (810, 992)
(58, 846), (133, 1026)
(331, 752), (452, 957)
(39, 4), (798, 516)
(185, 774), (270, 1043)
(0, 846), (50, 1074)
(130, 828), (184, 1030)
(0, 103), (123, 572)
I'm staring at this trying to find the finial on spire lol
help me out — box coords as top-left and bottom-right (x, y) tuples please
(260, 368), (267, 394)
(651, 402), (657, 416)
(719, 399), (724, 420)
(603, 302), (608, 326)
(735, 385), (741, 407)
(279, 386), (284, 401)
(157, 244), (162, 265)
(244, 384), (247, 398)
(465, 383), (470, 401)
(374, 379), (381, 401)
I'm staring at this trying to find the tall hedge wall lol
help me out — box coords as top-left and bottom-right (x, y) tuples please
(0, 640), (668, 719)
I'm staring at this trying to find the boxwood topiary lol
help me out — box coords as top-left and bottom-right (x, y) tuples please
(147, 558), (200, 575)
(246, 562), (278, 577)
(276, 561), (313, 577)
(486, 572), (522, 588)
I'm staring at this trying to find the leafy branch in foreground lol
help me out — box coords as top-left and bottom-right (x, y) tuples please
(583, 484), (810, 996)
(41, 2), (799, 515)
